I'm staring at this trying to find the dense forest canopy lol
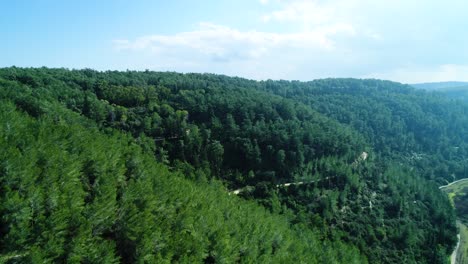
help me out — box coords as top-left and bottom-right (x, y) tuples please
(0, 67), (463, 263)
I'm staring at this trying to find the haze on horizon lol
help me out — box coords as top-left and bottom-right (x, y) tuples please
(1, 0), (468, 83)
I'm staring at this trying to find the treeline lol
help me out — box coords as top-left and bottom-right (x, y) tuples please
(0, 67), (460, 263)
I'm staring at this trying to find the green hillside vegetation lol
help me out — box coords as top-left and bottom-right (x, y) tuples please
(435, 87), (468, 102)
(260, 79), (468, 184)
(412, 82), (468, 102)
(0, 67), (460, 263)
(0, 101), (365, 263)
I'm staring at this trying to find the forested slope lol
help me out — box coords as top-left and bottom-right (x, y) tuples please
(412, 82), (468, 102)
(0, 101), (365, 263)
(260, 79), (468, 184)
(0, 67), (460, 263)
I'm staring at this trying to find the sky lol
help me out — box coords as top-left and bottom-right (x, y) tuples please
(1, 0), (468, 83)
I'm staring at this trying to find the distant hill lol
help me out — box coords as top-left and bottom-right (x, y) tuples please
(411, 81), (468, 90)
(411, 82), (468, 101)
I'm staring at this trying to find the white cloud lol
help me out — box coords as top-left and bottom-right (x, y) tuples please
(114, 22), (356, 62)
(112, 0), (468, 82)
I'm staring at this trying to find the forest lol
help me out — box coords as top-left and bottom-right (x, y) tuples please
(0, 67), (464, 263)
(412, 82), (468, 102)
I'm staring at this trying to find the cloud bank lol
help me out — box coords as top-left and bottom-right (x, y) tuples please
(113, 0), (468, 83)
(114, 22), (355, 60)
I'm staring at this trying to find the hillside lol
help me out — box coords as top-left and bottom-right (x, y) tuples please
(0, 89), (364, 263)
(260, 79), (468, 184)
(412, 82), (468, 102)
(0, 67), (460, 263)
(411, 82), (468, 91)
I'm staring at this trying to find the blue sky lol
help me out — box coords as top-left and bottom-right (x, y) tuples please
(1, 0), (468, 83)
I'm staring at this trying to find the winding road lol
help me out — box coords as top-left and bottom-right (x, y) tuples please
(230, 152), (368, 195)
(451, 233), (461, 264)
(229, 176), (334, 195)
(230, 157), (464, 263)
(439, 178), (468, 190)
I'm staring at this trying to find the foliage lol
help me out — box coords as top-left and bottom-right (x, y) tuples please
(0, 101), (365, 263)
(0, 67), (461, 263)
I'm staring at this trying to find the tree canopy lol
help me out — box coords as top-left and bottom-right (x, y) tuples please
(0, 67), (461, 263)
